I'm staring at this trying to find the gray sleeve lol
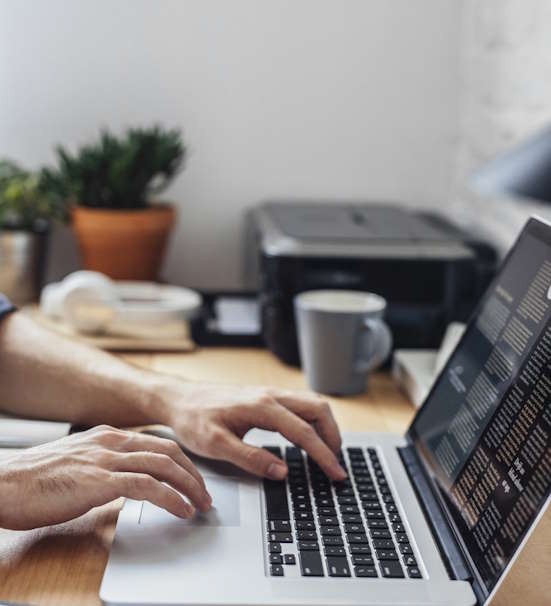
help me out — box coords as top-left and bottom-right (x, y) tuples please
(0, 293), (16, 321)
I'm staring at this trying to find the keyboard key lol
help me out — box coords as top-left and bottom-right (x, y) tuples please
(321, 526), (341, 536)
(372, 539), (395, 549)
(316, 497), (335, 508)
(354, 473), (372, 482)
(335, 487), (355, 496)
(313, 489), (332, 499)
(386, 504), (398, 513)
(350, 545), (371, 554)
(294, 502), (312, 513)
(340, 505), (360, 515)
(295, 521), (315, 531)
(270, 564), (284, 576)
(269, 554), (283, 564)
(365, 511), (384, 520)
(300, 550), (324, 576)
(324, 546), (347, 557)
(359, 492), (379, 502)
(337, 496), (357, 505)
(318, 507), (337, 516)
(297, 530), (318, 541)
(355, 566), (378, 578)
(285, 447), (302, 461)
(370, 529), (391, 539)
(264, 479), (290, 521)
(295, 511), (314, 521)
(298, 542), (320, 551)
(389, 513), (401, 523)
(268, 532), (293, 543)
(356, 483), (375, 492)
(396, 534), (410, 544)
(352, 555), (374, 565)
(404, 555), (417, 567)
(267, 520), (291, 532)
(393, 523), (405, 533)
(342, 514), (362, 524)
(346, 534), (369, 544)
(344, 523), (364, 533)
(399, 544), (413, 555)
(320, 516), (339, 526)
(363, 501), (382, 511)
(408, 566), (422, 579)
(322, 536), (344, 546)
(284, 554), (296, 565)
(380, 560), (404, 578)
(367, 520), (388, 529)
(326, 556), (351, 577)
(376, 550), (399, 560)
(264, 446), (282, 458)
(268, 543), (281, 553)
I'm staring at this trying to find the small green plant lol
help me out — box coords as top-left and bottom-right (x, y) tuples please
(41, 126), (186, 210)
(0, 160), (66, 230)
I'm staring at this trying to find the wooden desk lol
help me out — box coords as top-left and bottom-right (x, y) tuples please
(0, 348), (545, 606)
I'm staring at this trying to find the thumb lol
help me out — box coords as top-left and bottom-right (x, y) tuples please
(221, 434), (288, 480)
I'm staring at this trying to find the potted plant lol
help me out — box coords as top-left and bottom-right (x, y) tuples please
(41, 126), (186, 280)
(0, 160), (66, 304)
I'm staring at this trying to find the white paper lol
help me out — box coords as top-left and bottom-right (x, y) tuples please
(213, 298), (260, 335)
(0, 417), (71, 448)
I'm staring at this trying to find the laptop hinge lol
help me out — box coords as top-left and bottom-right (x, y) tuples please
(398, 446), (475, 582)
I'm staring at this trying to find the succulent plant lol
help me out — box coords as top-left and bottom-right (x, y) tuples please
(40, 126), (186, 210)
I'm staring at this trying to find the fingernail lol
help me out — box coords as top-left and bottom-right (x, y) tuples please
(183, 503), (195, 517)
(333, 463), (347, 480)
(267, 463), (288, 480)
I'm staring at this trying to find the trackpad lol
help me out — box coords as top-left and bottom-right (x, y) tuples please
(139, 476), (241, 527)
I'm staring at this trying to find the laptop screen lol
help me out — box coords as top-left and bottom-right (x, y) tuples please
(408, 218), (551, 595)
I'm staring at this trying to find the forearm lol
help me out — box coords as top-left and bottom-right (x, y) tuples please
(0, 312), (176, 427)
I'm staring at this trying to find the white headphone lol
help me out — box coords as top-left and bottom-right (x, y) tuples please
(40, 271), (202, 339)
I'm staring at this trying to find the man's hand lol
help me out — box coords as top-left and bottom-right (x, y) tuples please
(163, 384), (347, 481)
(0, 425), (212, 530)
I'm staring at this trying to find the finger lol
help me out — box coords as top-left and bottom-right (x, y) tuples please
(271, 391), (341, 453)
(105, 431), (208, 495)
(256, 404), (346, 480)
(112, 472), (194, 518)
(239, 403), (346, 480)
(111, 452), (211, 512)
(215, 432), (289, 480)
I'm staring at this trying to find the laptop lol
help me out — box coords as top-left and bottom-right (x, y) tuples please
(101, 216), (551, 606)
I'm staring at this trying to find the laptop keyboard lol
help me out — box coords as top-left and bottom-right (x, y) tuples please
(263, 446), (422, 579)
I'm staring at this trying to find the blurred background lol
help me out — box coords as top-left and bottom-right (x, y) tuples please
(2, 0), (550, 290)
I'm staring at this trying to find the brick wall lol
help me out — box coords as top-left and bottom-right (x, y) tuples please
(452, 0), (551, 252)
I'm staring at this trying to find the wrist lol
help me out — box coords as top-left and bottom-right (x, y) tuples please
(137, 372), (192, 427)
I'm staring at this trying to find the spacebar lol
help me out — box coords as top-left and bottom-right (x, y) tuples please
(299, 551), (324, 577)
(263, 479), (290, 520)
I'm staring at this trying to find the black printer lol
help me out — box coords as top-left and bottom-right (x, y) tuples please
(244, 201), (497, 366)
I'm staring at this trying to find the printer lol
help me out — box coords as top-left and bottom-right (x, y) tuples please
(245, 201), (497, 366)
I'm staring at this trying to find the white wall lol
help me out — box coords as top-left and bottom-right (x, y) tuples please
(0, 0), (462, 288)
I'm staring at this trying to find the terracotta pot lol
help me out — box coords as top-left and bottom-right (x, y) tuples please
(72, 205), (176, 280)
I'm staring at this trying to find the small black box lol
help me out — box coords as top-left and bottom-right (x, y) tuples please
(244, 201), (497, 366)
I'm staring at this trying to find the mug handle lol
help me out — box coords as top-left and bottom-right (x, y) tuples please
(355, 318), (393, 373)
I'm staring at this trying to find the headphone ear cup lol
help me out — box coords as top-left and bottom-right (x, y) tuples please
(58, 272), (119, 334)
